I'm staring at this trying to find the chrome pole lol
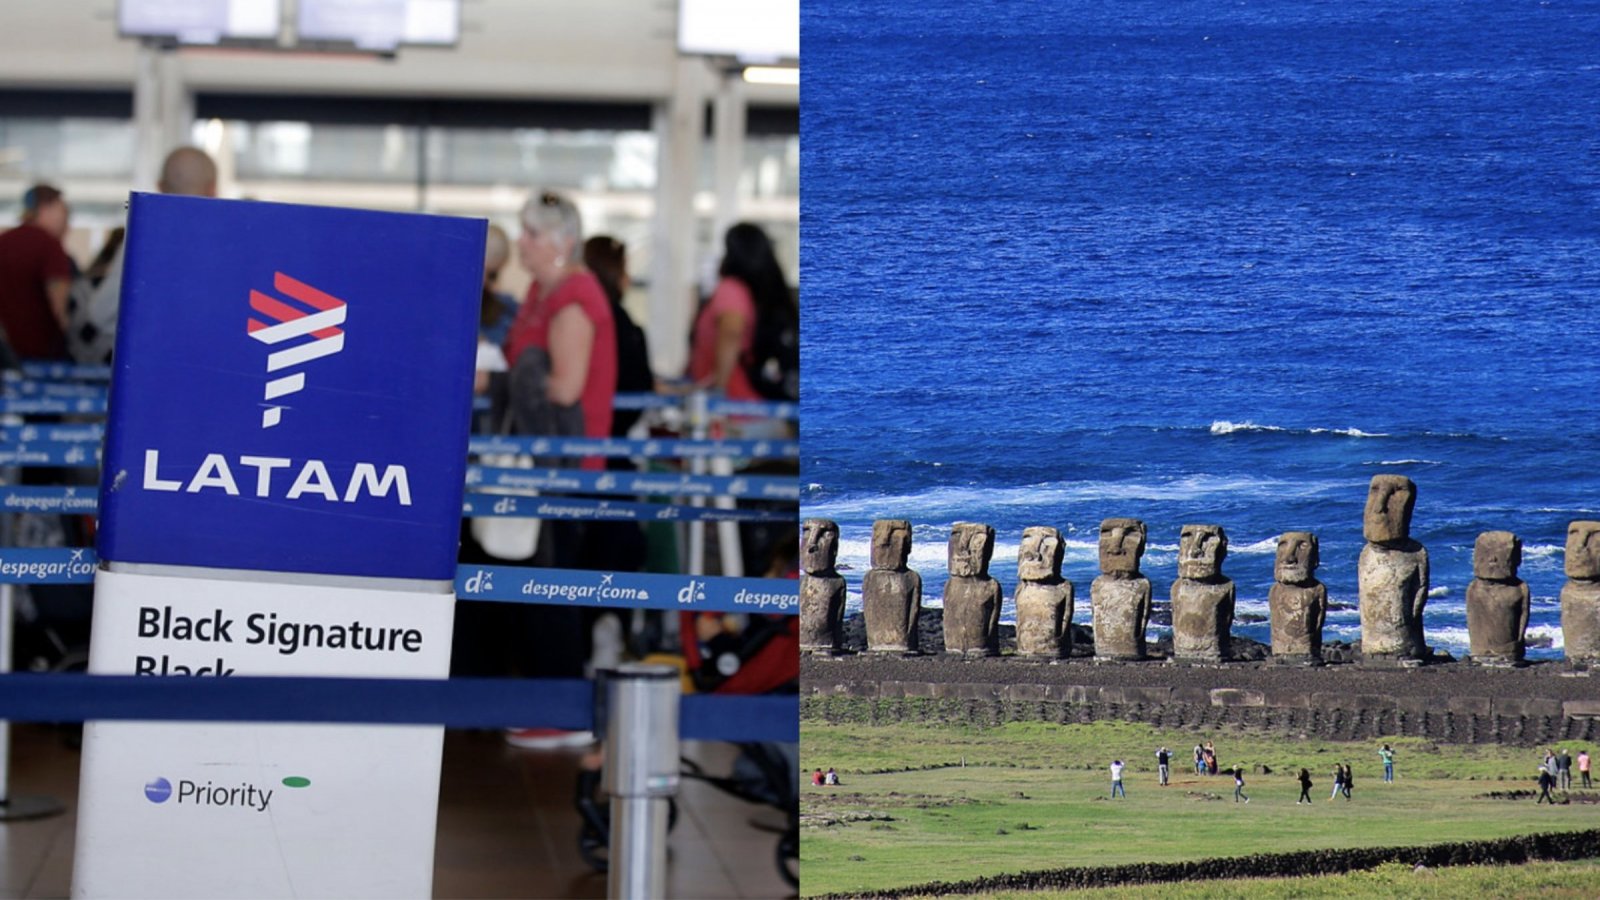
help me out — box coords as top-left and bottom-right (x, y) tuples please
(603, 664), (680, 900)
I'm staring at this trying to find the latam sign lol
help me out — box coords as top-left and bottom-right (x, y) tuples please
(97, 194), (483, 580)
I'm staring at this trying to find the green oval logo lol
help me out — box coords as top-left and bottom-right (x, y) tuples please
(282, 777), (311, 788)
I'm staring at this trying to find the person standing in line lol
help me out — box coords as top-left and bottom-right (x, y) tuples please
(1233, 767), (1249, 803)
(1110, 760), (1126, 798)
(0, 183), (73, 361)
(1341, 763), (1353, 800)
(1330, 763), (1344, 800)
(1556, 748), (1572, 790)
(1156, 746), (1170, 786)
(1537, 765), (1556, 804)
(1379, 744), (1395, 783)
(1578, 749), (1591, 789)
(1297, 767), (1313, 804)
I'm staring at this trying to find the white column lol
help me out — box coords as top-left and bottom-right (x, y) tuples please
(130, 44), (163, 193)
(710, 68), (747, 247)
(132, 44), (195, 193)
(648, 57), (708, 380)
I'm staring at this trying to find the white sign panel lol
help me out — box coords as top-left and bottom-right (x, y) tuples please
(73, 570), (455, 898)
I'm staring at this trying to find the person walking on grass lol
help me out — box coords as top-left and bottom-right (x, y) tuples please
(1380, 744), (1395, 783)
(1330, 763), (1344, 800)
(1156, 747), (1170, 786)
(1297, 767), (1313, 804)
(1110, 760), (1126, 798)
(1579, 749), (1591, 789)
(1537, 765), (1556, 804)
(1341, 763), (1353, 800)
(1233, 767), (1249, 803)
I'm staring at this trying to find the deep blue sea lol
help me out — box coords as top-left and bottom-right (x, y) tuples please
(799, 0), (1600, 659)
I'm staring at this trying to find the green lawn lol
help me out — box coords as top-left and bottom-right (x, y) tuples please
(906, 859), (1600, 900)
(801, 721), (1600, 897)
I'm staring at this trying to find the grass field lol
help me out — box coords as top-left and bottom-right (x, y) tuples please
(801, 721), (1600, 897)
(906, 859), (1600, 899)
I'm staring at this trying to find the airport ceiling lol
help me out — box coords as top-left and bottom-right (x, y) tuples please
(0, 1), (797, 106)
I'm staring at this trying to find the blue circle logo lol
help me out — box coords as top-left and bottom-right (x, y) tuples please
(144, 777), (172, 803)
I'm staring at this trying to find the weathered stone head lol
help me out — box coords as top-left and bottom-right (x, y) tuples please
(1098, 518), (1146, 576)
(1275, 531), (1320, 584)
(1473, 531), (1521, 582)
(871, 519), (912, 571)
(1567, 521), (1600, 580)
(802, 519), (840, 576)
(1363, 475), (1417, 544)
(1018, 526), (1065, 582)
(948, 522), (995, 578)
(1177, 524), (1228, 580)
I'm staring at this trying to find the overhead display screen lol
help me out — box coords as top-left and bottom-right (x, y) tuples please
(678, 0), (799, 63)
(297, 0), (461, 52)
(119, 0), (280, 45)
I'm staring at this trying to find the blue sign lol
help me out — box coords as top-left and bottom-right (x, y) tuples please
(466, 435), (801, 460)
(96, 194), (483, 580)
(456, 565), (798, 615)
(466, 465), (800, 500)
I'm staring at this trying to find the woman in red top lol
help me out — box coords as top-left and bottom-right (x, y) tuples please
(502, 190), (617, 468)
(689, 223), (792, 401)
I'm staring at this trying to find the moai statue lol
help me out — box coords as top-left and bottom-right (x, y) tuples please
(862, 519), (922, 653)
(1171, 524), (1235, 664)
(1561, 521), (1600, 665)
(1357, 475), (1430, 663)
(1091, 518), (1151, 661)
(942, 522), (1002, 656)
(1465, 531), (1529, 665)
(799, 519), (847, 654)
(1268, 531), (1326, 664)
(1015, 526), (1074, 658)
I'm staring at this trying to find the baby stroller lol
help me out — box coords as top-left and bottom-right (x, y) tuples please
(576, 611), (799, 888)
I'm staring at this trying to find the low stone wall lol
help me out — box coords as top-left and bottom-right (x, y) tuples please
(812, 828), (1600, 899)
(802, 692), (1600, 747)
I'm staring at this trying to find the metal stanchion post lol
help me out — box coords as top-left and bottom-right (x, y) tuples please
(601, 664), (680, 900)
(686, 391), (708, 575)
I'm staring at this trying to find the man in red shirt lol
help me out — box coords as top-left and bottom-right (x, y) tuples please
(0, 184), (74, 360)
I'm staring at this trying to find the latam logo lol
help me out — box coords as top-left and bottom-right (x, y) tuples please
(247, 272), (347, 429)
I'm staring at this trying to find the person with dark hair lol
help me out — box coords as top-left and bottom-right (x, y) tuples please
(0, 183), (74, 361)
(1579, 749), (1591, 789)
(1537, 765), (1556, 804)
(1297, 767), (1313, 804)
(1232, 767), (1249, 803)
(689, 222), (797, 406)
(1380, 743), (1395, 783)
(1340, 763), (1353, 800)
(1155, 746), (1170, 786)
(1330, 763), (1344, 800)
(582, 235), (654, 437)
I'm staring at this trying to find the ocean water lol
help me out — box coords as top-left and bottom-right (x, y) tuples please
(799, 0), (1600, 659)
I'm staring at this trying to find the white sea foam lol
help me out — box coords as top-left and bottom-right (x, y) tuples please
(1527, 623), (1565, 650)
(1209, 420), (1387, 438)
(804, 474), (1350, 521)
(1366, 459), (1441, 466)
(1232, 536), (1281, 555)
(1427, 586), (1450, 598)
(1425, 626), (1472, 652)
(1309, 426), (1389, 437)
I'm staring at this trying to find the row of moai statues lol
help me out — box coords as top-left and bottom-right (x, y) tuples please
(799, 474), (1600, 666)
